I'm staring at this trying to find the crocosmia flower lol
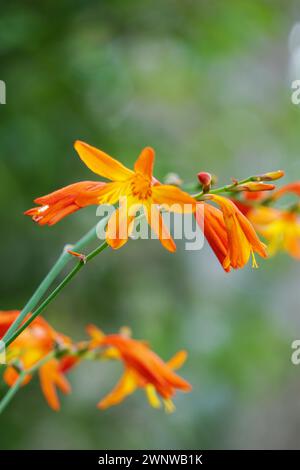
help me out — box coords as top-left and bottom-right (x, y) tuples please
(248, 206), (300, 260)
(235, 182), (300, 260)
(0, 311), (73, 411)
(197, 195), (267, 271)
(87, 325), (192, 412)
(25, 141), (196, 252)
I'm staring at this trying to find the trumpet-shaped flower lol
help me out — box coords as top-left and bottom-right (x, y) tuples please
(87, 325), (192, 412)
(0, 311), (73, 411)
(197, 195), (267, 271)
(24, 181), (105, 226)
(25, 141), (196, 252)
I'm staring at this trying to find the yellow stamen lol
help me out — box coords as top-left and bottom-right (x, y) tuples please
(251, 250), (259, 269)
(145, 385), (161, 409)
(163, 399), (176, 414)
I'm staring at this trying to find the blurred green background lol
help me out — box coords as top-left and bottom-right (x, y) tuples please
(0, 0), (300, 450)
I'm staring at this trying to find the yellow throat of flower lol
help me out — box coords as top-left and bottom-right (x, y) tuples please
(130, 173), (152, 200)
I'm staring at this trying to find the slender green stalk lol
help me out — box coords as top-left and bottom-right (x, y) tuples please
(5, 241), (109, 348)
(193, 177), (252, 199)
(2, 216), (109, 344)
(0, 350), (56, 414)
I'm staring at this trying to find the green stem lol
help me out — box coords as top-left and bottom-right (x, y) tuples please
(193, 177), (252, 199)
(0, 350), (57, 414)
(5, 241), (109, 348)
(2, 216), (109, 344)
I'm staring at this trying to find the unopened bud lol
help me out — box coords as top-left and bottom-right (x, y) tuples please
(235, 182), (275, 192)
(252, 170), (285, 182)
(197, 172), (212, 192)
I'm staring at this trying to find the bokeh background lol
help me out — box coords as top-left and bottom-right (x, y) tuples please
(0, 0), (300, 450)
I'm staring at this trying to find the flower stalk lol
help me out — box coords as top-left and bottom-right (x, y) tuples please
(0, 350), (57, 414)
(2, 216), (109, 346)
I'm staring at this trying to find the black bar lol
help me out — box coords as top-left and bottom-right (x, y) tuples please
(0, 450), (298, 466)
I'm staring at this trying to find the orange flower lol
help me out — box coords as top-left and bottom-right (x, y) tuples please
(0, 311), (73, 411)
(247, 206), (300, 260)
(25, 141), (196, 252)
(24, 181), (105, 226)
(87, 325), (192, 412)
(197, 195), (267, 271)
(200, 203), (231, 272)
(272, 182), (300, 200)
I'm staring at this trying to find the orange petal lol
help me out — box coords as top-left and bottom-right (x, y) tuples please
(25, 181), (104, 226)
(3, 366), (32, 387)
(285, 229), (300, 259)
(39, 359), (71, 411)
(86, 324), (105, 348)
(0, 311), (20, 338)
(106, 202), (136, 250)
(236, 210), (267, 259)
(33, 181), (103, 206)
(74, 140), (133, 181)
(146, 203), (176, 252)
(248, 206), (280, 226)
(97, 369), (137, 409)
(134, 147), (155, 179)
(211, 195), (267, 262)
(152, 185), (196, 213)
(273, 182), (300, 200)
(201, 203), (230, 272)
(167, 350), (188, 370)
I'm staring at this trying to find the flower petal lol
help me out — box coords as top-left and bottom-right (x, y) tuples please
(0, 310), (20, 338)
(210, 194), (267, 265)
(25, 181), (105, 226)
(152, 185), (196, 213)
(97, 369), (137, 409)
(3, 366), (32, 387)
(106, 202), (137, 250)
(39, 359), (71, 411)
(273, 182), (300, 199)
(201, 203), (230, 272)
(134, 147), (155, 179)
(145, 203), (176, 252)
(74, 140), (133, 181)
(93, 181), (131, 205)
(167, 350), (188, 370)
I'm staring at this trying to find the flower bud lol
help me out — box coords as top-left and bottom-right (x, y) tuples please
(252, 170), (285, 182)
(197, 172), (212, 192)
(234, 182), (275, 192)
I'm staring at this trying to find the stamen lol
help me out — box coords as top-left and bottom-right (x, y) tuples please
(163, 399), (176, 414)
(251, 250), (259, 269)
(146, 385), (161, 409)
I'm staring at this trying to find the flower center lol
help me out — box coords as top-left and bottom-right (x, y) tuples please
(130, 173), (152, 200)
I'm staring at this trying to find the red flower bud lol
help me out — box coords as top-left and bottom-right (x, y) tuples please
(197, 172), (212, 192)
